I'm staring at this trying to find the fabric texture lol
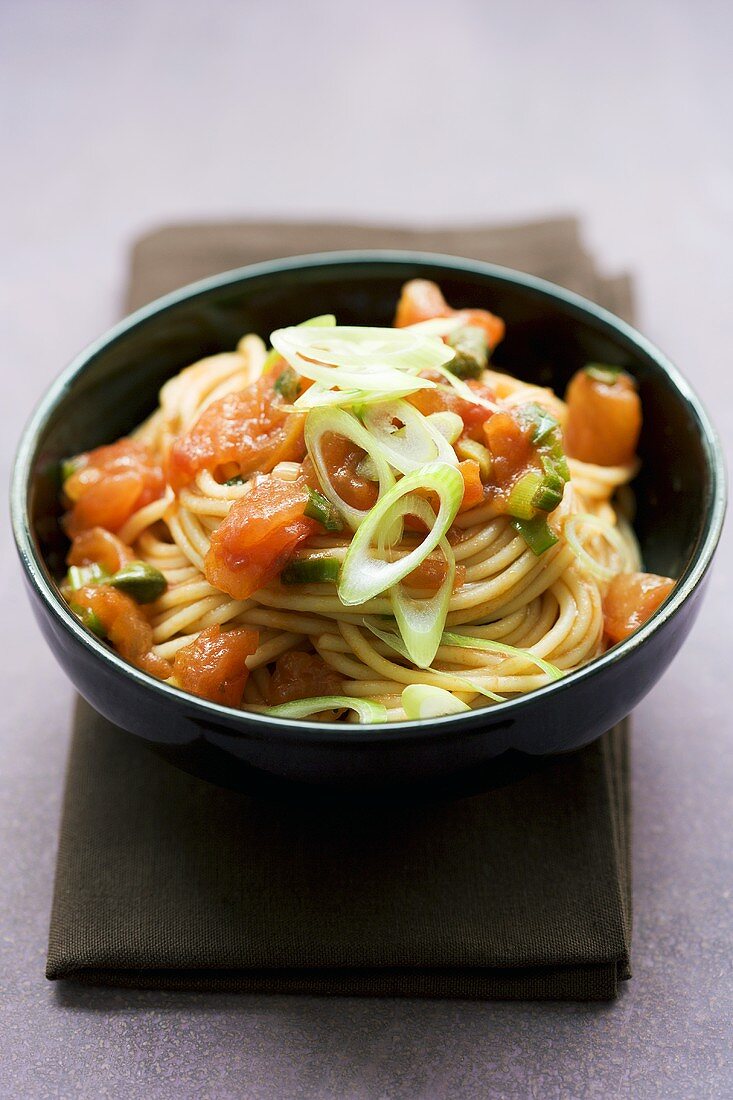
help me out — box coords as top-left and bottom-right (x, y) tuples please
(47, 217), (633, 999)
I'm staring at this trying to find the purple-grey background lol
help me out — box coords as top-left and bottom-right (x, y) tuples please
(1, 2), (731, 1097)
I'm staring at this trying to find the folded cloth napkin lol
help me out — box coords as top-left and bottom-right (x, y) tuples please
(47, 218), (633, 999)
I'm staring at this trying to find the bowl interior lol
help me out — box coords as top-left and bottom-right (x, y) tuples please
(26, 256), (714, 592)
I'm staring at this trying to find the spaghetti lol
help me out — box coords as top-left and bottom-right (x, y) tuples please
(56, 280), (674, 722)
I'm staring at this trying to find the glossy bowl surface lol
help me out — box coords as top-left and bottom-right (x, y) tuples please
(12, 252), (726, 791)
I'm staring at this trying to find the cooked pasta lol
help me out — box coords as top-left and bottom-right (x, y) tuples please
(56, 280), (674, 722)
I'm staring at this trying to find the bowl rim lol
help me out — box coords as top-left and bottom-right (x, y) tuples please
(11, 249), (727, 745)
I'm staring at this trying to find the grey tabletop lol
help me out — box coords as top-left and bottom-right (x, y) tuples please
(2, 2), (732, 1097)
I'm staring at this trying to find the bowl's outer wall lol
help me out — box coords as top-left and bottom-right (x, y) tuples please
(19, 257), (723, 789)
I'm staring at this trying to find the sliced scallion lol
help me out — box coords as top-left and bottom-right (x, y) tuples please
(281, 557), (341, 585)
(339, 462), (464, 606)
(441, 631), (563, 681)
(304, 487), (344, 532)
(505, 471), (544, 520)
(271, 324), (453, 397)
(362, 400), (458, 474)
(265, 696), (388, 723)
(274, 366), (300, 400)
(66, 562), (110, 590)
(388, 496), (456, 667)
(109, 561), (168, 603)
(585, 364), (623, 385)
(511, 515), (559, 555)
(401, 684), (470, 719)
(262, 314), (336, 373)
(456, 437), (492, 481)
(426, 410), (463, 444)
(305, 406), (396, 531)
(70, 603), (107, 638)
(445, 325), (489, 379)
(363, 619), (505, 702)
(60, 455), (85, 483)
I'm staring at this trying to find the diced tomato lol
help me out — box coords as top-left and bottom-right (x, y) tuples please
(483, 412), (537, 502)
(319, 432), (378, 511)
(205, 474), (319, 599)
(71, 584), (171, 679)
(565, 369), (642, 466)
(173, 624), (258, 706)
(168, 374), (307, 490)
(406, 373), (495, 442)
(267, 650), (343, 706)
(458, 459), (485, 512)
(454, 308), (505, 351)
(67, 527), (134, 574)
(394, 279), (505, 349)
(64, 440), (164, 538)
(603, 572), (675, 644)
(404, 555), (466, 591)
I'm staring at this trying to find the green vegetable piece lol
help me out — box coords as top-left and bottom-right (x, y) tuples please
(66, 562), (110, 590)
(445, 325), (489, 379)
(109, 561), (167, 603)
(70, 603), (107, 638)
(224, 474), (246, 486)
(281, 557), (341, 585)
(304, 487), (344, 532)
(60, 455), (84, 483)
(531, 481), (564, 512)
(505, 470), (544, 520)
(274, 366), (300, 401)
(511, 515), (559, 556)
(585, 364), (623, 385)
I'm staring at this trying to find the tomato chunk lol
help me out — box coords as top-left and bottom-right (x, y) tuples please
(458, 459), (485, 512)
(70, 584), (171, 679)
(67, 527), (134, 573)
(604, 572), (675, 644)
(205, 474), (319, 599)
(173, 624), (259, 706)
(267, 650), (343, 706)
(168, 373), (306, 490)
(394, 279), (505, 349)
(565, 369), (642, 466)
(319, 432), (378, 511)
(483, 412), (537, 501)
(64, 440), (164, 537)
(407, 373), (495, 442)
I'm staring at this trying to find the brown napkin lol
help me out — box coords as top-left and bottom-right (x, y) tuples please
(47, 218), (633, 999)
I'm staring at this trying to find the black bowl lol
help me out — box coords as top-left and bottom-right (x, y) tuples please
(11, 253), (726, 792)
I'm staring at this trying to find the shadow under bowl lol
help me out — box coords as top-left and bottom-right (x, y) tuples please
(11, 252), (726, 793)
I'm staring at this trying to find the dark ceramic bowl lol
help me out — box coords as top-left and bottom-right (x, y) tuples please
(12, 253), (726, 792)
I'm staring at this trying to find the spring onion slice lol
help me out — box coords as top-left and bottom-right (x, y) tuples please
(386, 496), (455, 667)
(281, 557), (341, 585)
(426, 411), (463, 444)
(564, 513), (631, 581)
(293, 383), (425, 411)
(431, 364), (501, 412)
(363, 619), (505, 701)
(339, 462), (463, 605)
(270, 325), (454, 396)
(511, 515), (558, 555)
(402, 684), (470, 719)
(362, 400), (458, 474)
(505, 471), (544, 520)
(262, 314), (336, 372)
(305, 406), (396, 531)
(440, 631), (563, 681)
(405, 316), (466, 337)
(66, 562), (110, 590)
(264, 696), (387, 723)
